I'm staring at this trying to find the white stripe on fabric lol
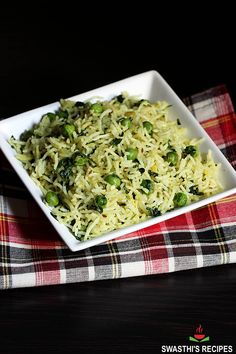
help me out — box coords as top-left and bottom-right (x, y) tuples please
(193, 94), (232, 122)
(192, 98), (217, 121)
(12, 272), (36, 288)
(60, 268), (67, 283)
(196, 254), (204, 268)
(168, 257), (175, 272)
(229, 251), (236, 264)
(88, 264), (95, 281)
(121, 261), (145, 277)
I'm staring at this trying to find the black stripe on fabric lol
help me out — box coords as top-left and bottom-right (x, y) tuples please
(167, 226), (235, 246)
(88, 242), (119, 259)
(220, 143), (236, 167)
(62, 257), (90, 269)
(172, 245), (197, 258)
(92, 253), (114, 266)
(164, 231), (195, 245)
(196, 227), (224, 244)
(5, 246), (63, 264)
(56, 248), (91, 270)
(201, 245), (223, 256)
(200, 224), (233, 247)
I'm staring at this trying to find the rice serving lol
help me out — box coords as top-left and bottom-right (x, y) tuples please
(9, 93), (222, 240)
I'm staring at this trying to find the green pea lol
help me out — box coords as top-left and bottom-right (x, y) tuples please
(45, 191), (59, 207)
(75, 156), (88, 166)
(95, 195), (107, 208)
(104, 174), (121, 188)
(126, 148), (138, 161)
(173, 192), (187, 207)
(120, 117), (132, 129)
(143, 121), (153, 134)
(166, 151), (178, 166)
(91, 102), (103, 114)
(62, 124), (76, 137)
(141, 179), (154, 194)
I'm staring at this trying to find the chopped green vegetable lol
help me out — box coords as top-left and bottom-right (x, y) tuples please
(173, 192), (187, 207)
(143, 121), (153, 135)
(183, 145), (198, 158)
(141, 179), (154, 194)
(45, 191), (59, 207)
(104, 174), (121, 188)
(147, 207), (161, 217)
(20, 129), (34, 141)
(177, 118), (181, 125)
(47, 112), (56, 121)
(125, 148), (138, 160)
(91, 102), (103, 114)
(189, 185), (204, 196)
(116, 94), (124, 103)
(111, 138), (122, 146)
(57, 157), (73, 181)
(166, 151), (178, 166)
(58, 110), (69, 119)
(139, 168), (145, 174)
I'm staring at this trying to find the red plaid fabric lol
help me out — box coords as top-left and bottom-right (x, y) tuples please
(1, 86), (236, 289)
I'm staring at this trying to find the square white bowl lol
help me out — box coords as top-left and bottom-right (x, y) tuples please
(1, 70), (236, 251)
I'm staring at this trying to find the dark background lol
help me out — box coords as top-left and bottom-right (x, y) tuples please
(0, 4), (236, 354)
(0, 4), (235, 119)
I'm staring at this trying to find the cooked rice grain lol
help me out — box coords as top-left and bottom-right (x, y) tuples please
(9, 93), (222, 240)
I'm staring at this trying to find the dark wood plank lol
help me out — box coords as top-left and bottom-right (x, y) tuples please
(0, 265), (236, 354)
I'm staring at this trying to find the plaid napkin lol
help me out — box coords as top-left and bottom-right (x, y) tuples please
(1, 85), (236, 289)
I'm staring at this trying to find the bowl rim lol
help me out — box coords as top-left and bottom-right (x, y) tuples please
(1, 70), (236, 251)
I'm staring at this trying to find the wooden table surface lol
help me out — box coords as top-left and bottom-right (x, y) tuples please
(0, 266), (236, 353)
(0, 6), (236, 353)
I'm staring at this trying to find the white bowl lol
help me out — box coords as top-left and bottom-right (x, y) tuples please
(1, 70), (236, 251)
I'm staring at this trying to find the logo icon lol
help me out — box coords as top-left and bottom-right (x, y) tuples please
(189, 324), (210, 342)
